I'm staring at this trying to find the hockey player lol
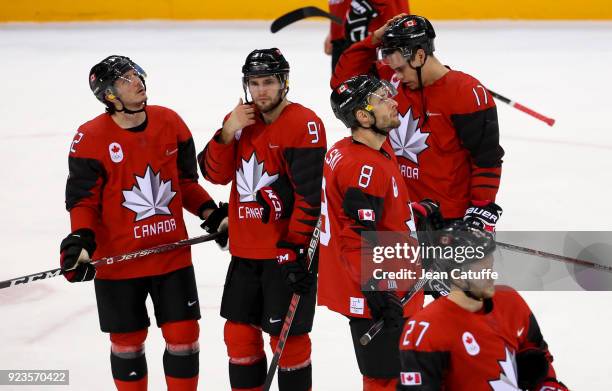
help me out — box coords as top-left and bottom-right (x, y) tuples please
(331, 15), (504, 233)
(61, 55), (224, 390)
(319, 74), (439, 391)
(326, 0), (410, 70)
(397, 222), (569, 391)
(198, 48), (326, 391)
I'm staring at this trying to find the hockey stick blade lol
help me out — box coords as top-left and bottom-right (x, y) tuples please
(271, 6), (342, 33)
(262, 217), (322, 391)
(0, 231), (222, 290)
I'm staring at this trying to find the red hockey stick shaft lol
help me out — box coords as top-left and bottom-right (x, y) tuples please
(488, 89), (555, 126)
(262, 217), (322, 391)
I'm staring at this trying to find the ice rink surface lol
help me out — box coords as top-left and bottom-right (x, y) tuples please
(1, 20), (612, 389)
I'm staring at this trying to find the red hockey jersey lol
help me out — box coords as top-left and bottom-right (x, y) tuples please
(199, 103), (327, 259)
(329, 0), (410, 41)
(65, 106), (215, 280)
(398, 287), (558, 390)
(331, 35), (504, 219)
(318, 137), (424, 318)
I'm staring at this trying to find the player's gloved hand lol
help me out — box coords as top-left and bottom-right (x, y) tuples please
(516, 348), (550, 390)
(410, 199), (445, 232)
(201, 202), (229, 249)
(363, 290), (403, 330)
(255, 176), (293, 224)
(276, 241), (314, 295)
(535, 378), (569, 391)
(345, 0), (378, 43)
(463, 200), (502, 233)
(60, 229), (97, 283)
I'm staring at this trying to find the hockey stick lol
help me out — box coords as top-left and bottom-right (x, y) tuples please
(262, 216), (322, 391)
(488, 90), (555, 127)
(496, 241), (612, 273)
(271, 6), (342, 33)
(360, 262), (450, 346)
(360, 238), (612, 345)
(0, 231), (222, 290)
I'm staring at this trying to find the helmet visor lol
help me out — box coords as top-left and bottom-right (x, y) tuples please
(366, 79), (398, 105)
(377, 46), (413, 63)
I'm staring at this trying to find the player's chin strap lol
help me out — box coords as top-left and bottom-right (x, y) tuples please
(242, 74), (290, 113)
(407, 52), (429, 126)
(361, 106), (389, 136)
(117, 101), (147, 114)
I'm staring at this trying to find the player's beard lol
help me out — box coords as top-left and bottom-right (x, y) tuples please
(254, 91), (283, 113)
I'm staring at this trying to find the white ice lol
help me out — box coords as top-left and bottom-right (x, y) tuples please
(1, 20), (611, 390)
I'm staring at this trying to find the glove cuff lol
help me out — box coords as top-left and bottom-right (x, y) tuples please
(60, 228), (96, 256)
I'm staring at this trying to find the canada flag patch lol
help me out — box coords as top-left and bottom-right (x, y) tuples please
(400, 372), (422, 385)
(337, 84), (348, 94)
(358, 209), (375, 221)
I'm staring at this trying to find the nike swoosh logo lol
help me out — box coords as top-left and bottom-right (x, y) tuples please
(268, 143), (279, 149)
(517, 327), (525, 337)
(166, 148), (178, 156)
(187, 300), (198, 307)
(269, 317), (282, 324)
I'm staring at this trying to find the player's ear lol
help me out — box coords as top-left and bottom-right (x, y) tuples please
(355, 108), (372, 128)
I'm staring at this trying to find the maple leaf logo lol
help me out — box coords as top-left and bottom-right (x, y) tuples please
(488, 347), (520, 391)
(236, 153), (278, 202)
(388, 107), (429, 164)
(122, 166), (176, 221)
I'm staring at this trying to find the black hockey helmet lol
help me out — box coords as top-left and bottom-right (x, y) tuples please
(433, 220), (497, 271)
(379, 15), (436, 60)
(89, 55), (147, 107)
(330, 75), (397, 128)
(242, 48), (290, 84)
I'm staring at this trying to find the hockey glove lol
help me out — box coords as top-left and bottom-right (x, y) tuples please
(535, 378), (569, 391)
(201, 202), (229, 248)
(60, 229), (97, 283)
(463, 200), (502, 233)
(362, 290), (403, 331)
(255, 175), (294, 224)
(276, 241), (314, 295)
(410, 199), (445, 232)
(345, 0), (379, 43)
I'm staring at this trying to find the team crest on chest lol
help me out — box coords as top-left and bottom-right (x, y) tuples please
(462, 331), (480, 356)
(236, 152), (278, 202)
(109, 142), (124, 163)
(122, 166), (176, 221)
(388, 107), (429, 165)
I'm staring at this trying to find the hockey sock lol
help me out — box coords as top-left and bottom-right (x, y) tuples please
(161, 320), (199, 391)
(278, 364), (312, 391)
(110, 330), (148, 391)
(225, 321), (267, 390)
(271, 334), (312, 391)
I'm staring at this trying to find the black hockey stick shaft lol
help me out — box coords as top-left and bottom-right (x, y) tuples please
(0, 232), (222, 290)
(262, 217), (322, 391)
(488, 89), (555, 126)
(271, 6), (342, 33)
(496, 241), (612, 273)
